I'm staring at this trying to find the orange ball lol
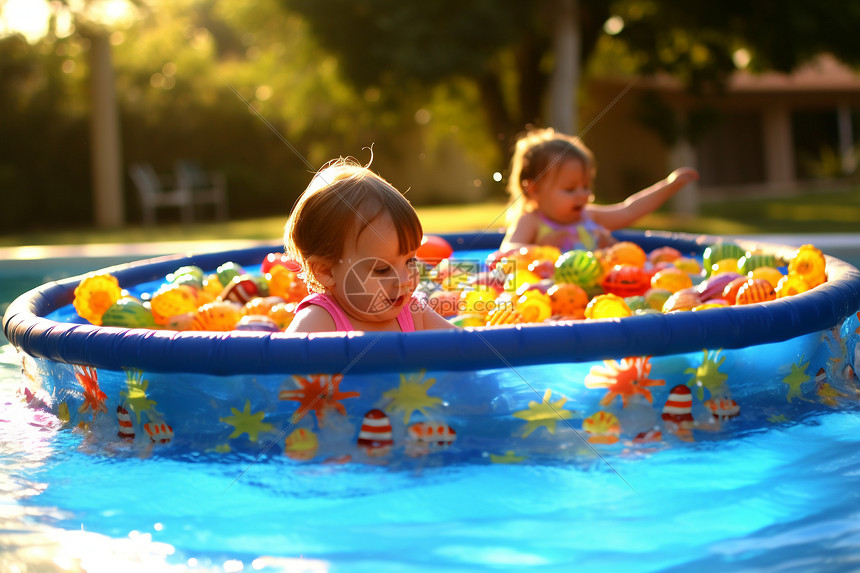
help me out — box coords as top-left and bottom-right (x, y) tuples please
(601, 264), (650, 297)
(748, 266), (784, 289)
(516, 290), (552, 323)
(651, 267), (693, 293)
(547, 283), (589, 319)
(788, 244), (827, 288)
(150, 284), (198, 326)
(735, 278), (776, 305)
(776, 273), (810, 298)
(721, 276), (750, 305)
(584, 293), (632, 320)
(603, 241), (647, 268)
(416, 235), (453, 265)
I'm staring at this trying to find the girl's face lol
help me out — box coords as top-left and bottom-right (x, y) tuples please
(527, 158), (593, 225)
(327, 211), (420, 327)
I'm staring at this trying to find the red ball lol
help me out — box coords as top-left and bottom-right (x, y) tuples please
(416, 235), (453, 265)
(601, 264), (650, 298)
(260, 252), (301, 274)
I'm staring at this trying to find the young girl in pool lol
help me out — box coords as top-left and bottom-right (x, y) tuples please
(284, 157), (456, 333)
(500, 128), (699, 252)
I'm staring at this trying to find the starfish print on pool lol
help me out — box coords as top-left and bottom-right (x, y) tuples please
(279, 374), (360, 427)
(74, 365), (107, 420)
(219, 400), (275, 442)
(512, 388), (575, 437)
(782, 359), (811, 403)
(584, 356), (665, 407)
(120, 369), (160, 424)
(685, 349), (729, 400)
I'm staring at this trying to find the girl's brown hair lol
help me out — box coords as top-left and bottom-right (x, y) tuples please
(284, 157), (423, 292)
(505, 128), (596, 223)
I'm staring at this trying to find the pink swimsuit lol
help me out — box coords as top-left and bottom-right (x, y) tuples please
(296, 292), (417, 332)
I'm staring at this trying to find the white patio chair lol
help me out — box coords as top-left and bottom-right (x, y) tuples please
(128, 163), (194, 226)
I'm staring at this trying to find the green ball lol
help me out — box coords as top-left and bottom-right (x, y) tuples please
(101, 298), (158, 328)
(737, 252), (779, 275)
(554, 250), (603, 287)
(703, 243), (745, 276)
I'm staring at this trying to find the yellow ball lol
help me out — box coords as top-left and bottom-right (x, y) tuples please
(776, 273), (810, 298)
(584, 293), (632, 320)
(711, 258), (740, 275)
(516, 290), (552, 323)
(748, 266), (784, 289)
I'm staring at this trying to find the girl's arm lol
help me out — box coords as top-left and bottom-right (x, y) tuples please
(499, 212), (541, 252)
(589, 167), (699, 230)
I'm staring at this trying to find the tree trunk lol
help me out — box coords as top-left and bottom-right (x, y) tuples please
(548, 0), (580, 134)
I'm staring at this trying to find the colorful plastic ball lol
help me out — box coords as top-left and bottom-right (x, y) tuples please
(434, 258), (475, 291)
(624, 295), (649, 312)
(191, 300), (244, 331)
(427, 290), (462, 317)
(202, 274), (225, 298)
(461, 288), (498, 317)
(738, 252), (781, 275)
(485, 307), (525, 327)
(735, 278), (776, 305)
(776, 273), (810, 298)
(711, 258), (740, 276)
(266, 265), (309, 302)
(235, 315), (281, 333)
(673, 256), (702, 276)
(73, 273), (123, 326)
(244, 295), (286, 316)
(547, 283), (589, 319)
(703, 243), (745, 275)
(268, 302), (297, 329)
(651, 266), (694, 293)
(450, 314), (486, 328)
(220, 274), (260, 304)
(216, 261), (246, 287)
(584, 293), (632, 320)
(693, 301), (728, 311)
(150, 284), (198, 326)
(603, 241), (647, 268)
(601, 264), (650, 297)
(644, 288), (673, 311)
(168, 265), (204, 289)
(416, 235), (453, 265)
(648, 246), (682, 265)
(101, 297), (157, 328)
(505, 268), (542, 292)
(260, 252), (301, 274)
(749, 266), (784, 289)
(165, 311), (195, 331)
(721, 277), (750, 305)
(554, 250), (604, 288)
(516, 290), (552, 323)
(697, 272), (743, 301)
(788, 244), (827, 288)
(662, 288), (702, 313)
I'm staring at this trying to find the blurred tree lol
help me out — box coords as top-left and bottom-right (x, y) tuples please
(282, 0), (610, 156)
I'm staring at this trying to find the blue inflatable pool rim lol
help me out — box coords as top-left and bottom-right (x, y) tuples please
(4, 231), (860, 376)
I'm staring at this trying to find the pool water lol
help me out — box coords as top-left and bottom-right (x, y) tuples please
(2, 241), (860, 572)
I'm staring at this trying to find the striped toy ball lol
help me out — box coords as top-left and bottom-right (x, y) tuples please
(737, 252), (780, 275)
(735, 278), (776, 305)
(553, 250), (603, 288)
(191, 300), (244, 331)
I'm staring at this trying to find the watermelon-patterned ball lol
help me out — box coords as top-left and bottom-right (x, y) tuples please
(703, 243), (745, 276)
(554, 250), (603, 288)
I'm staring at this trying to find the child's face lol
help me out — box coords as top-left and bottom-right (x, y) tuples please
(528, 158), (593, 224)
(328, 211), (420, 326)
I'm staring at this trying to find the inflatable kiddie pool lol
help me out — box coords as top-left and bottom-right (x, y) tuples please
(3, 230), (860, 459)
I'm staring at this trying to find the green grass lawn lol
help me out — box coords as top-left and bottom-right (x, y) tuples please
(1, 186), (858, 248)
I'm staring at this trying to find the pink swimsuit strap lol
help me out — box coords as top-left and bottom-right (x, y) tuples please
(296, 292), (416, 332)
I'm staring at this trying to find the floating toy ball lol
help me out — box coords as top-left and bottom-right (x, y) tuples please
(220, 274), (261, 304)
(434, 259), (475, 291)
(648, 246), (682, 265)
(516, 290), (552, 323)
(485, 307), (524, 327)
(748, 266), (784, 289)
(101, 297), (157, 329)
(547, 283), (589, 319)
(167, 265), (205, 290)
(505, 268), (542, 292)
(601, 264), (650, 298)
(624, 295), (649, 312)
(260, 252), (301, 275)
(651, 267), (694, 293)
(735, 278), (776, 306)
(697, 272), (743, 301)
(711, 258), (740, 276)
(738, 252), (782, 275)
(673, 256), (702, 276)
(266, 265), (308, 303)
(216, 262), (246, 287)
(585, 294), (632, 320)
(644, 288), (673, 311)
(149, 284), (198, 326)
(202, 274), (225, 298)
(721, 276), (752, 305)
(73, 273), (124, 326)
(703, 243), (745, 275)
(461, 288), (498, 317)
(427, 290), (462, 318)
(788, 244), (827, 288)
(244, 295), (286, 316)
(554, 250), (604, 288)
(704, 398), (740, 420)
(267, 301), (297, 330)
(776, 273), (810, 298)
(191, 300), (244, 331)
(603, 241), (647, 268)
(416, 235), (453, 265)
(693, 301), (728, 311)
(662, 288), (702, 313)
(235, 315), (281, 333)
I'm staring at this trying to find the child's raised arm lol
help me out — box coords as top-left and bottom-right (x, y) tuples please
(589, 167), (699, 231)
